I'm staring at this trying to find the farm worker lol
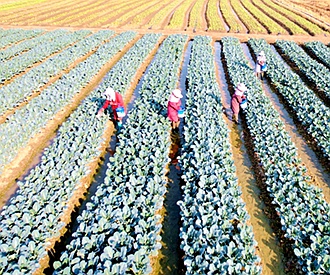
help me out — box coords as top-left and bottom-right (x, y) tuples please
(96, 87), (126, 128)
(167, 88), (183, 131)
(255, 51), (267, 80)
(231, 83), (247, 124)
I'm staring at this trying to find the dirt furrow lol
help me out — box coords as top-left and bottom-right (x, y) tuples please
(215, 41), (286, 275)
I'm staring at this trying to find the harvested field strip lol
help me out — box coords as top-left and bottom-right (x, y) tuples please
(0, 0), (46, 12)
(147, 0), (185, 29)
(119, 1), (170, 29)
(206, 0), (227, 31)
(81, 0), (143, 28)
(108, 0), (161, 28)
(251, 0), (307, 35)
(82, 0), (144, 28)
(272, 0), (330, 30)
(240, 0), (287, 34)
(42, 0), (112, 26)
(188, 0), (208, 30)
(231, 0), (267, 34)
(260, 0), (326, 35)
(0, 0), (73, 24)
(165, 0), (197, 30)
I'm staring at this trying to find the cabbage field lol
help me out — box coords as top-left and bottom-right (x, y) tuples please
(0, 22), (329, 275)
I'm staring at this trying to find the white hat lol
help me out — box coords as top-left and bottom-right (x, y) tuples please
(172, 89), (183, 98)
(258, 51), (265, 56)
(236, 83), (247, 93)
(103, 87), (115, 100)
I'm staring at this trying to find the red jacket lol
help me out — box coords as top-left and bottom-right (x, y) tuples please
(167, 100), (181, 122)
(231, 94), (246, 114)
(101, 91), (125, 120)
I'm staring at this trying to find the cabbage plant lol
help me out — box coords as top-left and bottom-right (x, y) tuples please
(0, 29), (115, 116)
(0, 32), (163, 274)
(0, 28), (43, 49)
(304, 41), (330, 69)
(0, 31), (137, 176)
(276, 39), (330, 103)
(248, 38), (330, 163)
(223, 37), (330, 274)
(0, 29), (91, 83)
(178, 35), (261, 275)
(53, 34), (188, 275)
(0, 28), (46, 61)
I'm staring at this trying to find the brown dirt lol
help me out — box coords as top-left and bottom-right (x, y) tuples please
(0, 23), (329, 44)
(214, 44), (285, 275)
(279, 0), (330, 23)
(158, 0), (187, 30)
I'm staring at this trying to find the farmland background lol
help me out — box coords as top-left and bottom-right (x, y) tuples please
(0, 0), (329, 275)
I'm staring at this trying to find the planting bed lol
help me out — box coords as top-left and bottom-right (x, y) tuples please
(0, 0), (329, 274)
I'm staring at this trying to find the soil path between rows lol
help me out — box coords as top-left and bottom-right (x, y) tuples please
(0, 23), (329, 43)
(214, 42), (286, 275)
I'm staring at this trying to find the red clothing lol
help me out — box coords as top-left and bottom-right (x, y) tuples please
(167, 100), (181, 122)
(101, 91), (125, 120)
(231, 94), (246, 114)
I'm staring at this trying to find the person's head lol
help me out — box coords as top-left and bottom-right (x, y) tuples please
(103, 87), (116, 101)
(258, 51), (265, 56)
(172, 89), (183, 99)
(169, 89), (183, 102)
(235, 83), (247, 96)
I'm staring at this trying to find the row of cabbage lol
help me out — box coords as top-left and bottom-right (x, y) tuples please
(178, 36), (261, 274)
(0, 28), (42, 49)
(0, 29), (45, 61)
(0, 29), (91, 83)
(222, 37), (330, 274)
(248, 39), (330, 162)
(0, 29), (115, 116)
(53, 34), (188, 274)
(275, 39), (330, 104)
(0, 32), (161, 275)
(304, 41), (330, 69)
(0, 31), (137, 176)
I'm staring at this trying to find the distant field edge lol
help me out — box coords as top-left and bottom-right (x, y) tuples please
(0, 24), (329, 44)
(0, 0), (47, 11)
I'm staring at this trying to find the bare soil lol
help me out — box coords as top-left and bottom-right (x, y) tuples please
(280, 0), (330, 23)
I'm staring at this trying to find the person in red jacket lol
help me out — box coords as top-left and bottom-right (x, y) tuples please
(167, 89), (183, 131)
(231, 83), (247, 124)
(96, 87), (126, 127)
